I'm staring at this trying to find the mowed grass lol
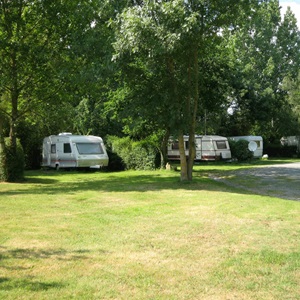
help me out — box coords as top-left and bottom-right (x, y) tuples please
(0, 164), (299, 300)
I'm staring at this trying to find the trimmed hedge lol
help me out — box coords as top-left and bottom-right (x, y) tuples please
(106, 136), (159, 171)
(229, 139), (253, 161)
(0, 138), (25, 182)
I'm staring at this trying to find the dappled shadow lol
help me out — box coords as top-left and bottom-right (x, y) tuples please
(206, 163), (300, 201)
(0, 246), (95, 292)
(0, 246), (108, 292)
(0, 171), (229, 196)
(23, 177), (59, 185)
(0, 277), (64, 291)
(0, 246), (95, 263)
(1, 163), (300, 201)
(236, 164), (300, 179)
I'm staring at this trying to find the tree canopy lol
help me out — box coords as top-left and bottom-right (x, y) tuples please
(0, 0), (300, 181)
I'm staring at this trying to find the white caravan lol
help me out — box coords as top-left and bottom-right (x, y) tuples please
(168, 135), (232, 161)
(228, 136), (263, 158)
(280, 136), (300, 147)
(42, 133), (109, 169)
(280, 136), (300, 152)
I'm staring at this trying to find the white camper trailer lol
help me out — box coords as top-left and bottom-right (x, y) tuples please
(42, 133), (109, 169)
(280, 136), (300, 147)
(280, 136), (300, 153)
(228, 136), (263, 158)
(168, 135), (232, 161)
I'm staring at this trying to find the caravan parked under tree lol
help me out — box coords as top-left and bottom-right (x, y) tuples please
(168, 135), (232, 161)
(228, 136), (263, 158)
(42, 133), (109, 169)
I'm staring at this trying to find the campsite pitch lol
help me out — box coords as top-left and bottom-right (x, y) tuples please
(0, 164), (299, 299)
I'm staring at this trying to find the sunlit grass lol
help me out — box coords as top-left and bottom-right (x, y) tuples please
(0, 164), (299, 299)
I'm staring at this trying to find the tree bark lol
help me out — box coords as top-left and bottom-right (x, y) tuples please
(0, 117), (4, 156)
(187, 46), (199, 181)
(161, 128), (170, 168)
(166, 56), (189, 181)
(10, 50), (19, 154)
(178, 131), (188, 181)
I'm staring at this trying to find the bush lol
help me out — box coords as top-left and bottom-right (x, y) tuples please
(0, 138), (25, 182)
(264, 144), (298, 157)
(106, 136), (159, 171)
(229, 139), (253, 161)
(105, 149), (126, 172)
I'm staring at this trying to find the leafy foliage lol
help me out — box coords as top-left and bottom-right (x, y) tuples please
(282, 72), (300, 135)
(229, 140), (253, 161)
(112, 0), (256, 180)
(107, 136), (159, 171)
(264, 144), (299, 158)
(1, 0), (300, 181)
(221, 1), (300, 140)
(0, 138), (24, 182)
(0, 0), (104, 180)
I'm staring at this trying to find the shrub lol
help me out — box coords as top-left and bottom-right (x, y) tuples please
(229, 139), (253, 161)
(264, 144), (298, 157)
(105, 149), (126, 172)
(106, 136), (159, 171)
(0, 138), (25, 182)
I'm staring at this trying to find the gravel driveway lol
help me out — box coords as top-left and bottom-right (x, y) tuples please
(214, 162), (300, 201)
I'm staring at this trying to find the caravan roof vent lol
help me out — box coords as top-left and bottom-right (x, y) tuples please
(59, 132), (72, 136)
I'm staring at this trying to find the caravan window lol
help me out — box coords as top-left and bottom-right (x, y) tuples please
(170, 141), (189, 150)
(51, 144), (56, 153)
(171, 142), (179, 150)
(216, 141), (227, 149)
(76, 143), (104, 154)
(64, 143), (72, 153)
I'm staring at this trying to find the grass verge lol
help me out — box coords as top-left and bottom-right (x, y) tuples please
(0, 165), (299, 299)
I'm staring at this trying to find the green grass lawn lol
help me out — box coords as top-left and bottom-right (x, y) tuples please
(0, 163), (299, 299)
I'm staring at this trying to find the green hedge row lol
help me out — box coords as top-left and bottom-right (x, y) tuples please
(264, 144), (299, 157)
(106, 136), (159, 171)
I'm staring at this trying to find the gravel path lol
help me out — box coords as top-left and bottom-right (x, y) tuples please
(213, 162), (300, 201)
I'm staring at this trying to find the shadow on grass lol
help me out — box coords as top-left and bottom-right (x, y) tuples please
(0, 246), (98, 291)
(23, 177), (59, 185)
(0, 276), (64, 291)
(1, 162), (300, 201)
(0, 246), (93, 262)
(197, 164), (300, 201)
(0, 170), (239, 197)
(0, 247), (68, 292)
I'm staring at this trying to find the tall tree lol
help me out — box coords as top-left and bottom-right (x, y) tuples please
(281, 72), (300, 135)
(113, 0), (259, 181)
(221, 1), (300, 141)
(0, 0), (100, 177)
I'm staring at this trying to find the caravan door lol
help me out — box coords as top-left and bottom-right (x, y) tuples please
(42, 138), (51, 167)
(56, 142), (76, 168)
(195, 137), (215, 160)
(200, 139), (215, 160)
(49, 143), (58, 168)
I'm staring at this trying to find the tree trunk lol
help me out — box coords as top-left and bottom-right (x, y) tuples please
(161, 128), (170, 168)
(178, 131), (188, 181)
(187, 46), (199, 181)
(166, 56), (189, 181)
(187, 134), (196, 180)
(0, 118), (4, 156)
(0, 115), (6, 179)
(9, 50), (19, 154)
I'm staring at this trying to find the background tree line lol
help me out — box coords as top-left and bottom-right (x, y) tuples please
(0, 0), (299, 181)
